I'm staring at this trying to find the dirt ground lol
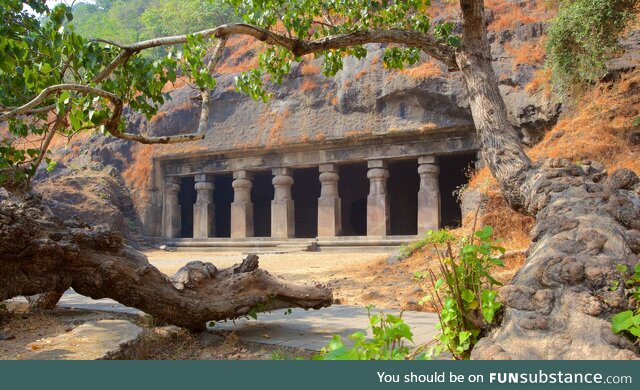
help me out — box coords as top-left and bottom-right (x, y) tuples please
(146, 249), (427, 310)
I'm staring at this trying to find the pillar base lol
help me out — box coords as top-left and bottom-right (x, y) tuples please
(271, 200), (295, 238)
(318, 197), (341, 237)
(231, 202), (254, 238)
(367, 194), (389, 236)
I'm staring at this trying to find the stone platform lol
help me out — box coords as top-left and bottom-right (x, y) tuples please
(19, 290), (440, 353)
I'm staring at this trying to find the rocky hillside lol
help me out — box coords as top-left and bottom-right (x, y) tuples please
(36, 0), (637, 243)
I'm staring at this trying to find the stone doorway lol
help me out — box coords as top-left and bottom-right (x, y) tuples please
(213, 174), (233, 238)
(388, 159), (419, 236)
(339, 162), (368, 236)
(251, 172), (274, 237)
(439, 153), (477, 228)
(292, 167), (320, 238)
(179, 176), (195, 238)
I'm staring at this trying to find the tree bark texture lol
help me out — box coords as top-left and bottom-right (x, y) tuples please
(457, 0), (640, 359)
(0, 190), (332, 331)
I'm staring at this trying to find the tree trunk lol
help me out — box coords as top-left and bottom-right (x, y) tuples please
(458, 0), (640, 359)
(0, 189), (332, 331)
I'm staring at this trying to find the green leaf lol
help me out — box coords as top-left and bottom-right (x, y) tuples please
(461, 289), (475, 303)
(611, 311), (635, 333)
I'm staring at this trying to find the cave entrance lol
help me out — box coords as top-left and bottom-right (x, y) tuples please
(213, 174), (233, 238)
(388, 159), (419, 236)
(439, 153), (477, 228)
(339, 162), (368, 236)
(179, 176), (195, 238)
(251, 172), (274, 237)
(292, 167), (320, 238)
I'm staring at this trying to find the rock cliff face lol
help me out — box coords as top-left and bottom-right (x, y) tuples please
(38, 1), (567, 236)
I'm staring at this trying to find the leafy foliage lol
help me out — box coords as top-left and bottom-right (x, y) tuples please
(314, 306), (417, 360)
(0, 2), (217, 187)
(611, 263), (640, 341)
(222, 0), (459, 101)
(546, 0), (638, 91)
(414, 227), (505, 359)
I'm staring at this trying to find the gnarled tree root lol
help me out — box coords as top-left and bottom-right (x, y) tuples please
(0, 190), (332, 331)
(472, 160), (640, 360)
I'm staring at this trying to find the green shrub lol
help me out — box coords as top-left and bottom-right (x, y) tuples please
(313, 306), (418, 360)
(611, 263), (640, 340)
(414, 227), (505, 360)
(546, 0), (637, 92)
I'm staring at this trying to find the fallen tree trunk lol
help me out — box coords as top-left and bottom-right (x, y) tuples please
(0, 189), (332, 331)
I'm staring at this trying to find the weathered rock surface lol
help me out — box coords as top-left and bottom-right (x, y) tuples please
(28, 320), (145, 360)
(472, 161), (640, 360)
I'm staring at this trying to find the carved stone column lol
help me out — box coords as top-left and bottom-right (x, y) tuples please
(418, 156), (441, 234)
(317, 164), (342, 237)
(162, 177), (181, 239)
(193, 174), (215, 239)
(367, 160), (389, 236)
(271, 168), (295, 238)
(231, 170), (254, 238)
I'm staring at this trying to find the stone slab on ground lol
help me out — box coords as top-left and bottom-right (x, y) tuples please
(28, 320), (144, 360)
(18, 290), (440, 353)
(211, 305), (440, 352)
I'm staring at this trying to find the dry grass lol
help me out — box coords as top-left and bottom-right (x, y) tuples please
(354, 69), (368, 80)
(486, 0), (552, 32)
(266, 108), (290, 147)
(300, 79), (316, 92)
(216, 36), (263, 75)
(505, 39), (546, 68)
(463, 69), (640, 255)
(123, 143), (154, 201)
(525, 68), (553, 98)
(300, 61), (321, 76)
(399, 60), (444, 80)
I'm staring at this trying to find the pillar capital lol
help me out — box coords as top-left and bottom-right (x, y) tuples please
(418, 163), (440, 175)
(319, 163), (338, 173)
(194, 181), (215, 191)
(272, 167), (292, 176)
(233, 170), (253, 180)
(367, 159), (387, 169)
(418, 155), (437, 165)
(194, 173), (213, 183)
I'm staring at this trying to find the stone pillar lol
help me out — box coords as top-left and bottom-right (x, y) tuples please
(317, 164), (342, 237)
(231, 170), (254, 238)
(271, 168), (295, 238)
(367, 160), (390, 237)
(193, 174), (215, 239)
(162, 177), (181, 239)
(418, 156), (441, 234)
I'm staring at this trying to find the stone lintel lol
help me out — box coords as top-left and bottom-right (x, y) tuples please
(418, 155), (437, 165)
(367, 159), (387, 169)
(319, 163), (338, 173)
(233, 170), (253, 180)
(272, 167), (293, 176)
